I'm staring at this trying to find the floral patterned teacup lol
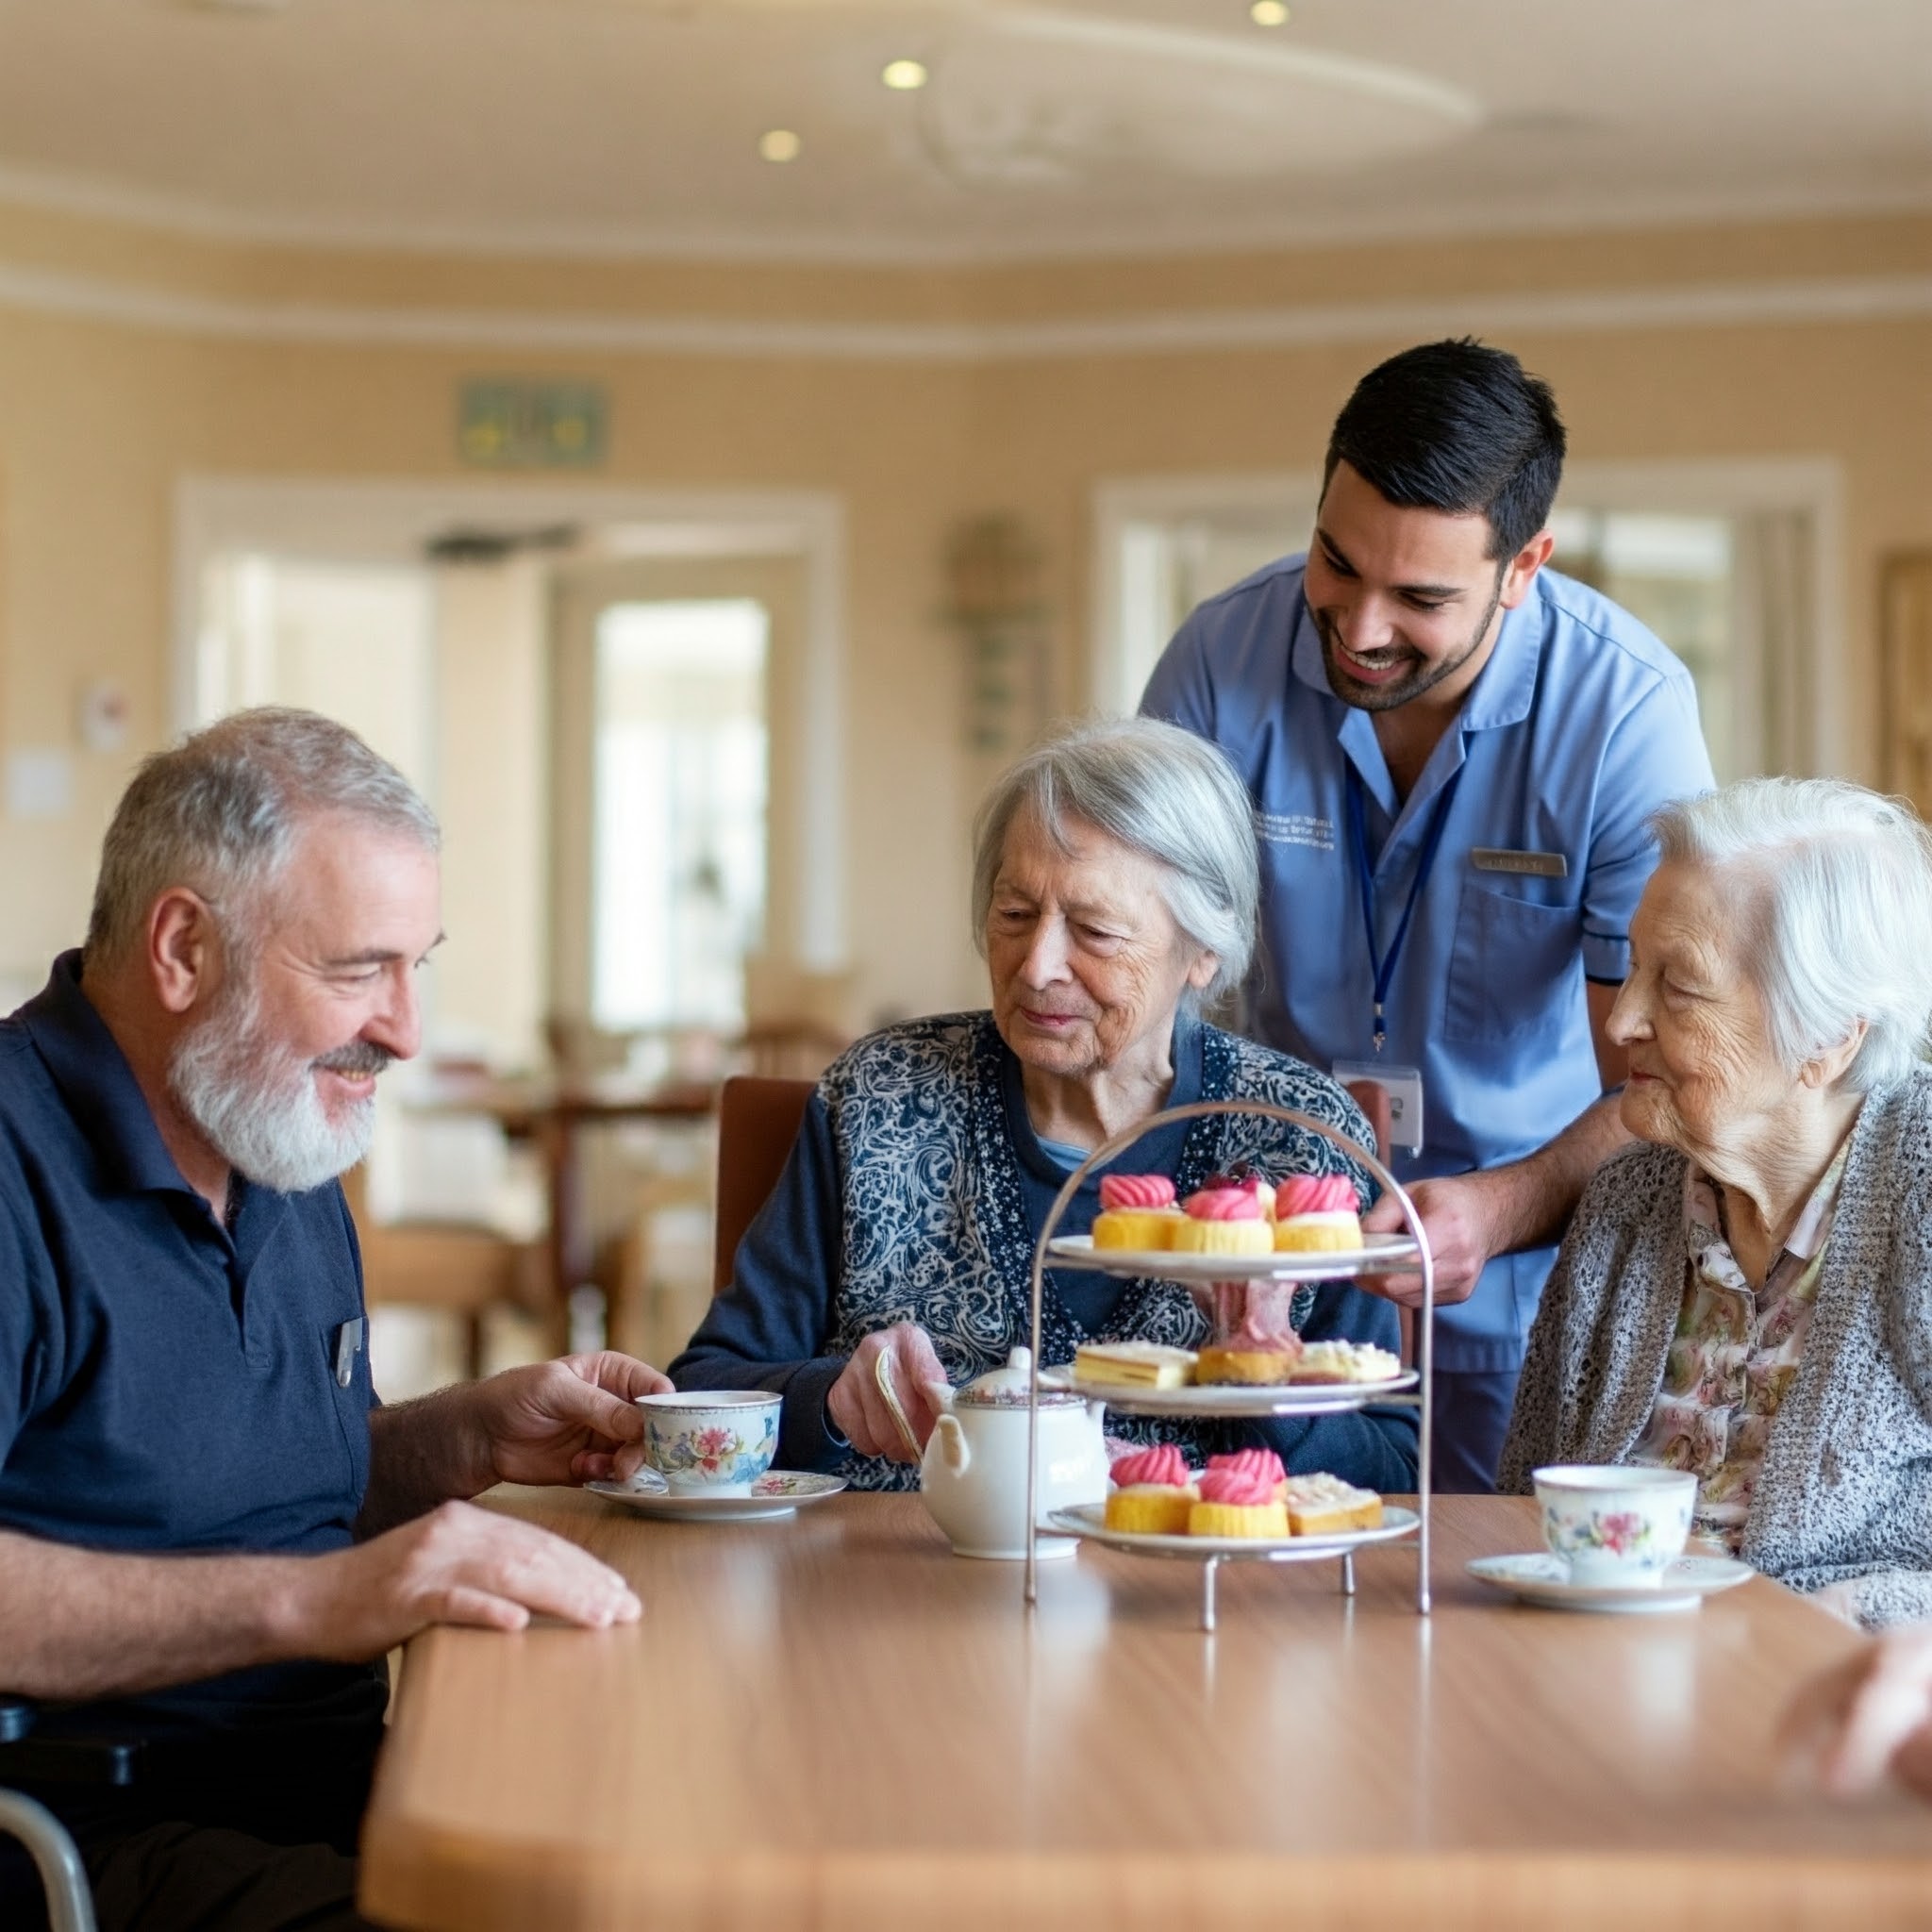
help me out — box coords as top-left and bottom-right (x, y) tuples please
(1533, 1464), (1696, 1587)
(639, 1391), (781, 1495)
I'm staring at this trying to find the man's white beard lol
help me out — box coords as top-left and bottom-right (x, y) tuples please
(167, 972), (381, 1195)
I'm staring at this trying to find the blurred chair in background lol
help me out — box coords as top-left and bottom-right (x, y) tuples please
(730, 1018), (850, 1079)
(342, 1158), (548, 1384)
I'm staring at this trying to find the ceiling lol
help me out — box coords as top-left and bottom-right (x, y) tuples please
(0, 0), (1926, 263)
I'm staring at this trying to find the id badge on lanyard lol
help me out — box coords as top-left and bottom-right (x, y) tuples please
(1332, 764), (1458, 1157)
(1330, 1057), (1424, 1156)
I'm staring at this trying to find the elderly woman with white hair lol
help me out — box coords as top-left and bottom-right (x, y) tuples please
(1502, 777), (1932, 1626)
(673, 717), (1416, 1491)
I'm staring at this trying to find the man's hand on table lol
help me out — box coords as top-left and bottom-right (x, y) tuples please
(293, 1500), (642, 1657)
(1779, 1624), (1932, 1801)
(328, 1344), (668, 1645)
(826, 1323), (949, 1461)
(462, 1350), (674, 1488)
(1359, 1172), (1503, 1308)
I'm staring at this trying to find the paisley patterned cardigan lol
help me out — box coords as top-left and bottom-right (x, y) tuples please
(1500, 1068), (1932, 1628)
(701, 1010), (1395, 1491)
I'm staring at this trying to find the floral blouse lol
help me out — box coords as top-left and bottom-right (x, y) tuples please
(1628, 1141), (1850, 1553)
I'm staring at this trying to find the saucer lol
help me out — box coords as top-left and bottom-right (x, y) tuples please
(587, 1470), (847, 1523)
(1466, 1551), (1754, 1613)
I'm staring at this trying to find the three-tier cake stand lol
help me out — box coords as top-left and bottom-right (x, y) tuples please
(1022, 1099), (1435, 1627)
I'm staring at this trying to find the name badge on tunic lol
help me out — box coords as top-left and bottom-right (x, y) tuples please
(1331, 1058), (1424, 1157)
(1471, 847), (1569, 878)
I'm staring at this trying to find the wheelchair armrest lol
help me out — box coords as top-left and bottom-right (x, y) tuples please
(0, 1700), (142, 1788)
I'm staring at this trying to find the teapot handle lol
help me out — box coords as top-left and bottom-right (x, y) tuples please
(934, 1411), (971, 1476)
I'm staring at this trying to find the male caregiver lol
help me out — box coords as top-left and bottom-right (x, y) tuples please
(1143, 338), (1714, 1490)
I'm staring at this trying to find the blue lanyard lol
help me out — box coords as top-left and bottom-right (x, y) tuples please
(1345, 763), (1463, 1053)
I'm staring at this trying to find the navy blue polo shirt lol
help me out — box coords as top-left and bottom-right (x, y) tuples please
(0, 953), (384, 1738)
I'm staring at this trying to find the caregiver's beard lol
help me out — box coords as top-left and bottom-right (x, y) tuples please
(167, 964), (391, 1195)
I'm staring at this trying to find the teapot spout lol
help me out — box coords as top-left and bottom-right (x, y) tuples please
(932, 1411), (971, 1476)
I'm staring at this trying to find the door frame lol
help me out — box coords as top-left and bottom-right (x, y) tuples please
(173, 476), (847, 970)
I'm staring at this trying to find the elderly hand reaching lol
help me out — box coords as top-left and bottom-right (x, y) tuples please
(827, 1324), (951, 1462)
(1779, 1624), (1932, 1801)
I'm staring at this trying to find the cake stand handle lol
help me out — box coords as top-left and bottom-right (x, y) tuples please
(1023, 1097), (1436, 1617)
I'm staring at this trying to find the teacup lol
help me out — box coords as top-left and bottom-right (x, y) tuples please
(637, 1391), (780, 1495)
(1533, 1464), (1696, 1587)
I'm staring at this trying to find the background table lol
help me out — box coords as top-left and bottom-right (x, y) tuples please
(408, 1071), (717, 1329)
(361, 1493), (1932, 1931)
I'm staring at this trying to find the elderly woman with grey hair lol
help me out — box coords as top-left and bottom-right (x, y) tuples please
(1502, 777), (1932, 1627)
(674, 717), (1416, 1491)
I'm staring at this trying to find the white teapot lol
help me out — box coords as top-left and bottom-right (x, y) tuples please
(920, 1347), (1108, 1560)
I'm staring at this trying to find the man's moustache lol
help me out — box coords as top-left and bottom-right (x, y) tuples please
(311, 1043), (394, 1078)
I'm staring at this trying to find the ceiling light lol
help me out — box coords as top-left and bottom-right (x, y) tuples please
(1249, 0), (1291, 23)
(881, 59), (929, 91)
(758, 129), (802, 163)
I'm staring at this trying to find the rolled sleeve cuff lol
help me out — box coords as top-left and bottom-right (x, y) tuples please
(1581, 929), (1631, 983)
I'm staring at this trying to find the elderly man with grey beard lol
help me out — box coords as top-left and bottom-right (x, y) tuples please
(0, 708), (671, 1932)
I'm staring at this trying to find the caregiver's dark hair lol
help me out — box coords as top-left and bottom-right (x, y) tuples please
(1323, 338), (1566, 559)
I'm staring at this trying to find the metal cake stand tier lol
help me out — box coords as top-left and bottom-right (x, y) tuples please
(1021, 1098), (1436, 1628)
(1043, 1230), (1422, 1282)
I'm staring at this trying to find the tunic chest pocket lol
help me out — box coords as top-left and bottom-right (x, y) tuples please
(1442, 875), (1580, 1045)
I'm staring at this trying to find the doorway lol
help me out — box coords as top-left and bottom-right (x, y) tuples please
(175, 476), (849, 1062)
(548, 553), (811, 1051)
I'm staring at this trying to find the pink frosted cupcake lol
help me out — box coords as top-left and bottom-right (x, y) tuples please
(1274, 1174), (1363, 1252)
(1105, 1443), (1199, 1534)
(1174, 1185), (1274, 1257)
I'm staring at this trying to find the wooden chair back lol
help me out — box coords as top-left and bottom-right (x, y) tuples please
(341, 1164), (544, 1378)
(712, 1076), (814, 1292)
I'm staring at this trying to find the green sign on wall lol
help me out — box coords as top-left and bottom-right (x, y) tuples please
(458, 379), (608, 468)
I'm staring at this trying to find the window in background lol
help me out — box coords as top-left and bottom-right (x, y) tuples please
(196, 554), (436, 792)
(1549, 511), (1740, 781)
(1097, 493), (1314, 713)
(591, 598), (769, 1032)
(1099, 477), (1824, 785)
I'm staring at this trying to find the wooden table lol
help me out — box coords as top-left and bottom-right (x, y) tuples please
(360, 1493), (1932, 1931)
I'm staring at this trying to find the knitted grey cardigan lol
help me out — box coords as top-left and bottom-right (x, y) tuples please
(1500, 1067), (1932, 1629)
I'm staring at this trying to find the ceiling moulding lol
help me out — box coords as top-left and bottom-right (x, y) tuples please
(2, 258), (1930, 361)
(0, 158), (1929, 268)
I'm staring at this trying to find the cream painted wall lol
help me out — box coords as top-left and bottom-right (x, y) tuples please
(0, 311), (982, 1025)
(1, 206), (1928, 1029)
